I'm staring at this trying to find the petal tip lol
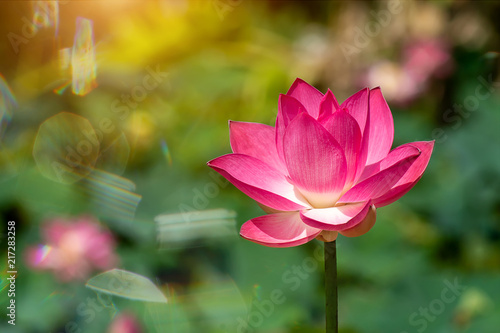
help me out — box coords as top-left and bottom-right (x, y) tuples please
(292, 77), (307, 85)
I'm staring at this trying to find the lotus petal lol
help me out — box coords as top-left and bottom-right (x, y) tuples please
(208, 154), (308, 211)
(300, 201), (371, 231)
(230, 121), (287, 175)
(338, 150), (420, 203)
(283, 113), (347, 207)
(240, 212), (321, 247)
(286, 78), (324, 118)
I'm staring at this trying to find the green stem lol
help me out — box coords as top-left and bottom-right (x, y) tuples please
(325, 240), (338, 333)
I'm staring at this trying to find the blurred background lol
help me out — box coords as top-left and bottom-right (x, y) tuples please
(0, 0), (499, 332)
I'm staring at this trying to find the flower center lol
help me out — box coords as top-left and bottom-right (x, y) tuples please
(296, 187), (342, 209)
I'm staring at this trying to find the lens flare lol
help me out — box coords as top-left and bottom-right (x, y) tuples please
(86, 269), (167, 303)
(155, 209), (237, 249)
(72, 17), (97, 96)
(160, 139), (173, 166)
(32, 244), (52, 265)
(42, 291), (64, 304)
(0, 74), (17, 137)
(95, 132), (131, 176)
(32, 1), (59, 35)
(82, 169), (142, 224)
(53, 48), (72, 95)
(33, 112), (100, 184)
(59, 47), (72, 72)
(252, 284), (262, 301)
(53, 80), (72, 95)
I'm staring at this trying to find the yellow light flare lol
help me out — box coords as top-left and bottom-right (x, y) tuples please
(72, 17), (97, 96)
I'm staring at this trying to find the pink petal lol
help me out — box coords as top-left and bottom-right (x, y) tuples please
(283, 113), (347, 207)
(322, 110), (362, 188)
(341, 88), (370, 182)
(339, 204), (377, 237)
(340, 88), (369, 133)
(357, 143), (423, 182)
(372, 141), (434, 207)
(276, 94), (307, 163)
(388, 141), (434, 184)
(354, 124), (370, 184)
(208, 153), (308, 211)
(230, 121), (287, 175)
(372, 182), (416, 208)
(300, 201), (371, 231)
(317, 89), (340, 123)
(240, 212), (321, 247)
(286, 78), (324, 118)
(278, 94), (307, 124)
(338, 149), (420, 203)
(365, 87), (394, 165)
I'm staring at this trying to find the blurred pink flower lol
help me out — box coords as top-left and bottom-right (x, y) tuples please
(208, 78), (434, 247)
(403, 39), (452, 83)
(26, 215), (117, 281)
(108, 312), (142, 333)
(365, 39), (452, 105)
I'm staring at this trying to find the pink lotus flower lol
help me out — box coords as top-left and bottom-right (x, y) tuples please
(26, 215), (117, 281)
(207, 79), (434, 247)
